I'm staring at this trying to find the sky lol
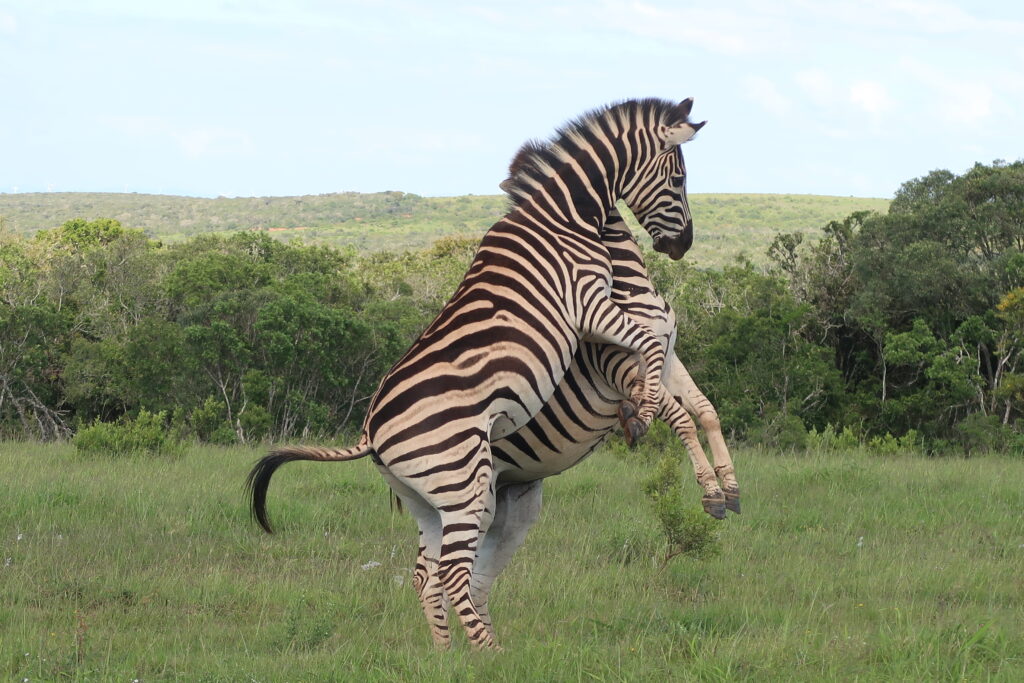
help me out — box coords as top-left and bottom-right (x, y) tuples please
(1, 0), (1022, 199)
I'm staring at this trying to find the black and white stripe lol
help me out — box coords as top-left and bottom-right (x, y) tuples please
(465, 206), (739, 632)
(248, 98), (705, 650)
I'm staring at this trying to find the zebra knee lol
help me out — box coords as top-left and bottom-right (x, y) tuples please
(699, 406), (722, 435)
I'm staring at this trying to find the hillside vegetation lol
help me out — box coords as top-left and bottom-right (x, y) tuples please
(0, 191), (890, 269)
(2, 162), (1024, 448)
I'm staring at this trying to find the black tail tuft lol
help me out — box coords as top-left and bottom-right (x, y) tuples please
(245, 452), (305, 534)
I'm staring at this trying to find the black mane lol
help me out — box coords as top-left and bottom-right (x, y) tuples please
(502, 98), (691, 208)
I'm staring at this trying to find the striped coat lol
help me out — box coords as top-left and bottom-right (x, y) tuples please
(248, 98), (706, 649)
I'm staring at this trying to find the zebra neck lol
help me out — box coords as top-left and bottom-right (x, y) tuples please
(510, 178), (611, 241)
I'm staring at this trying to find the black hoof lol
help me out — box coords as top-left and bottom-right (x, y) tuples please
(623, 417), (647, 448)
(617, 400), (638, 422)
(724, 490), (741, 514)
(702, 495), (727, 520)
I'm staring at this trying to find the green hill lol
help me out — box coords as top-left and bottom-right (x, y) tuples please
(0, 191), (889, 269)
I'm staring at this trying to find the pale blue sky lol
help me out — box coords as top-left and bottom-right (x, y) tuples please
(2, 0), (1022, 198)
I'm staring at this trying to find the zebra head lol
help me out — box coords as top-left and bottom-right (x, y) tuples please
(619, 98), (706, 261)
(501, 98), (706, 262)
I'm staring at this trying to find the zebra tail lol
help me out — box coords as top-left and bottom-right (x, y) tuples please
(245, 436), (374, 534)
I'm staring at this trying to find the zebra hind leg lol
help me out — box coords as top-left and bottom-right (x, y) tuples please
(668, 355), (741, 514)
(435, 458), (499, 650)
(380, 469), (452, 648)
(413, 540), (450, 649)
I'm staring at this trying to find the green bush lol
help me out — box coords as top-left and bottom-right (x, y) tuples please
(190, 397), (237, 445)
(239, 404), (272, 442)
(643, 453), (721, 567)
(748, 412), (809, 452)
(954, 414), (1023, 455)
(867, 429), (922, 455)
(74, 409), (184, 457)
(806, 424), (861, 452)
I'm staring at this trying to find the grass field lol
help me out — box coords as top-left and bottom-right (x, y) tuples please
(2, 442), (1022, 681)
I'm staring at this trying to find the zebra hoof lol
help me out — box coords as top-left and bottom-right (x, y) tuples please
(724, 489), (741, 514)
(623, 417), (647, 448)
(702, 494), (727, 520)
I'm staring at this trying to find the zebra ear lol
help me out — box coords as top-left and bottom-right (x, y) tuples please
(499, 178), (515, 193)
(663, 120), (707, 148)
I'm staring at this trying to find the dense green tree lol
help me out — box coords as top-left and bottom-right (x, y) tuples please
(774, 160), (1024, 441)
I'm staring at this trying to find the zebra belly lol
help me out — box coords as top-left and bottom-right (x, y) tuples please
(491, 347), (624, 483)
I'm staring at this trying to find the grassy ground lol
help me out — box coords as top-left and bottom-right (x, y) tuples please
(2, 442), (1022, 681)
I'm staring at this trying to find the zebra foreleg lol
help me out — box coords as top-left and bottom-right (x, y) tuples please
(656, 388), (727, 520)
(470, 480), (543, 643)
(664, 355), (740, 514)
(580, 293), (666, 446)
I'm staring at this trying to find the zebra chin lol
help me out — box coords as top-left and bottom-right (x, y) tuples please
(653, 226), (692, 260)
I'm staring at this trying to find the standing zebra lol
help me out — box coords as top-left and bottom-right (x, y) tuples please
(248, 98), (705, 650)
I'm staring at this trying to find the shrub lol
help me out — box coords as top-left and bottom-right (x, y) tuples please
(954, 414), (1023, 455)
(867, 429), (922, 455)
(74, 409), (184, 457)
(190, 396), (237, 445)
(806, 424), (862, 452)
(239, 404), (272, 443)
(747, 412), (808, 452)
(643, 453), (721, 567)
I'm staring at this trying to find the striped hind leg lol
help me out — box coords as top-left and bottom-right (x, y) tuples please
(413, 526), (451, 648)
(664, 354), (740, 513)
(657, 387), (727, 519)
(471, 480), (543, 642)
(436, 464), (499, 649)
(379, 469), (452, 647)
(395, 437), (500, 649)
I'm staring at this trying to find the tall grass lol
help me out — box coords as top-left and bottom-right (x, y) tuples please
(2, 442), (1021, 681)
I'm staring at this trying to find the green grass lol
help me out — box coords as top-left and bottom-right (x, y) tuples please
(0, 191), (889, 269)
(2, 442), (1021, 680)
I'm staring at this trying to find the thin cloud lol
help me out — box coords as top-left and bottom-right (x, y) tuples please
(744, 76), (793, 116)
(0, 11), (17, 34)
(101, 115), (255, 159)
(795, 0), (1024, 37)
(849, 81), (891, 115)
(586, 1), (791, 56)
(898, 57), (994, 124)
(795, 68), (838, 106)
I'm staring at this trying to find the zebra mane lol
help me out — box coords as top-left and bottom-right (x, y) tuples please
(501, 98), (693, 208)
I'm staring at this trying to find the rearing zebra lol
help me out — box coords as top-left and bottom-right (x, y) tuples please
(460, 154), (739, 635)
(248, 98), (705, 650)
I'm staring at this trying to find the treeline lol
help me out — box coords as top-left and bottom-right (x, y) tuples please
(0, 220), (477, 443)
(650, 160), (1024, 453)
(1, 161), (1022, 452)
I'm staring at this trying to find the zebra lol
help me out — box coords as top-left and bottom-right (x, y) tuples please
(493, 138), (738, 517)
(385, 144), (739, 640)
(247, 98), (706, 650)
(459, 152), (739, 633)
